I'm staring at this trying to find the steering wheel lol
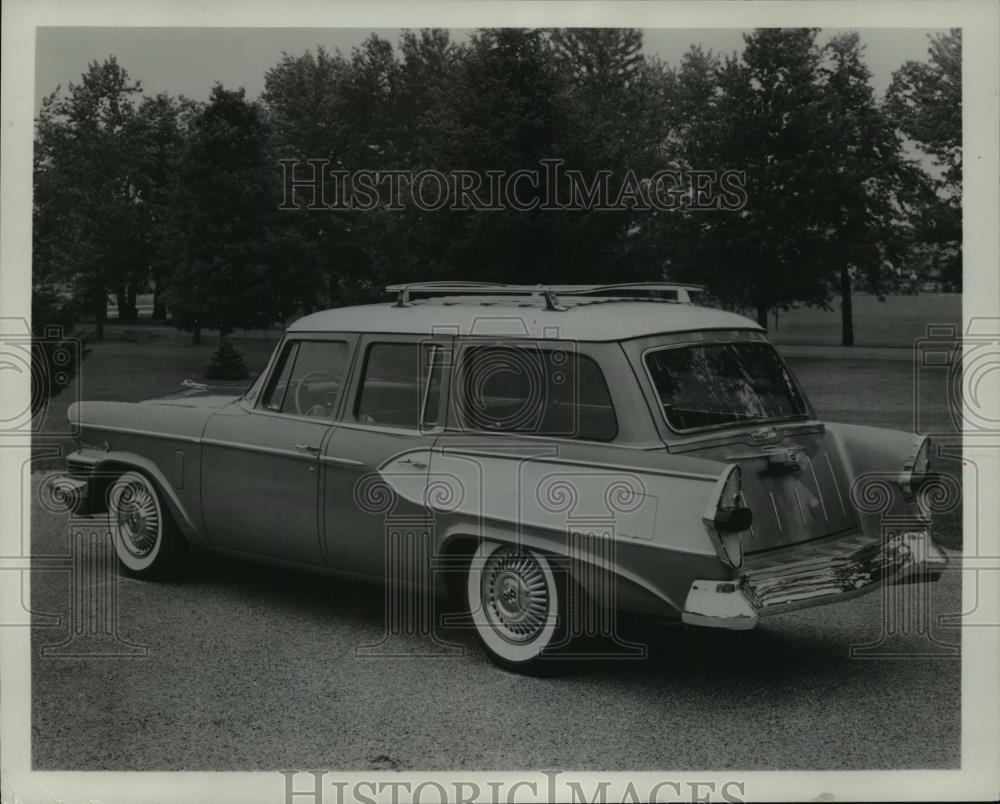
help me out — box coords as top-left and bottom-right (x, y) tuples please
(294, 371), (338, 415)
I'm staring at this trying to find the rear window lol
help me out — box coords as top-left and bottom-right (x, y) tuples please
(644, 341), (808, 432)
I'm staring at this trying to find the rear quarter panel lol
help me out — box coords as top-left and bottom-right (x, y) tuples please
(408, 437), (733, 619)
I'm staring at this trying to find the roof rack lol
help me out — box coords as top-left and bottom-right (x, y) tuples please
(386, 281), (706, 310)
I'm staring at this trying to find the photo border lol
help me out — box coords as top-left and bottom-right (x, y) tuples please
(2, 1), (998, 802)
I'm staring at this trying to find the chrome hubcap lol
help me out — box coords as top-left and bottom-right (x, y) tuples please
(482, 550), (550, 643)
(114, 482), (160, 557)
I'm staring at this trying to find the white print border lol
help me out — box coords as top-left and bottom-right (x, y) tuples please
(2, 3), (998, 804)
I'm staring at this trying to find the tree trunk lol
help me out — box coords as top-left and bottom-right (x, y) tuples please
(94, 289), (106, 342)
(126, 283), (138, 320)
(192, 322), (201, 345)
(756, 301), (769, 329)
(115, 286), (138, 321)
(152, 281), (167, 320)
(840, 265), (854, 347)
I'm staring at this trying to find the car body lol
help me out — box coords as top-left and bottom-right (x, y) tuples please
(54, 282), (947, 672)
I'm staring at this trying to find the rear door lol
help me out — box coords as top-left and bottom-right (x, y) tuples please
(629, 333), (858, 553)
(321, 335), (449, 576)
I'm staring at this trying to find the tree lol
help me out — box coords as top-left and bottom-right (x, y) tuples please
(131, 93), (190, 320)
(33, 57), (148, 340)
(164, 85), (296, 343)
(815, 33), (924, 345)
(549, 28), (673, 280)
(203, 337), (249, 381)
(886, 29), (962, 289)
(662, 30), (835, 327)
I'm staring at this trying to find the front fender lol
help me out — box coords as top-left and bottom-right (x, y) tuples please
(70, 449), (205, 544)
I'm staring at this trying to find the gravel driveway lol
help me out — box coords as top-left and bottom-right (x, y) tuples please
(30, 489), (961, 771)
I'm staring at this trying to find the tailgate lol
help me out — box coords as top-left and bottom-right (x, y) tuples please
(683, 427), (858, 554)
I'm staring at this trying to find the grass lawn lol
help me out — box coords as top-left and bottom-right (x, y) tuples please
(35, 329), (279, 445)
(763, 292), (962, 348)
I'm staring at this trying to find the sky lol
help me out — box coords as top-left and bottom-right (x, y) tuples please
(34, 26), (946, 111)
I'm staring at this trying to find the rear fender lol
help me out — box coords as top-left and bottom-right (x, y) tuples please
(825, 422), (928, 526)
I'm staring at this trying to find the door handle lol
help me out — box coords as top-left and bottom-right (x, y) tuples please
(398, 457), (428, 469)
(293, 443), (320, 453)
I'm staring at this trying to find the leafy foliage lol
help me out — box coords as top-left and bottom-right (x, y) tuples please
(886, 29), (962, 289)
(32, 29), (962, 350)
(33, 57), (148, 339)
(30, 283), (90, 416)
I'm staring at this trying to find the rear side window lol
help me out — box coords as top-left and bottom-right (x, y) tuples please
(455, 345), (618, 441)
(355, 342), (444, 429)
(644, 341), (808, 432)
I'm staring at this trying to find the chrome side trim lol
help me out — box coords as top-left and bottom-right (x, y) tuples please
(320, 455), (366, 468)
(200, 438), (315, 462)
(435, 446), (721, 482)
(247, 407), (336, 425)
(80, 423), (202, 445)
(335, 419), (445, 438)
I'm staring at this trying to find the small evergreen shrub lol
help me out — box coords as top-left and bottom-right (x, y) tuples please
(203, 338), (249, 381)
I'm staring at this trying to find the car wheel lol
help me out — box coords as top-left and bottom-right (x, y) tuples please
(467, 541), (567, 674)
(108, 471), (186, 580)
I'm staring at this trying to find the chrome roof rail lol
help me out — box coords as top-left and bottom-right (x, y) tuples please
(387, 282), (568, 311)
(552, 282), (705, 295)
(385, 281), (707, 310)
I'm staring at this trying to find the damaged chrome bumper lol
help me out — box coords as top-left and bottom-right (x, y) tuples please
(681, 530), (948, 630)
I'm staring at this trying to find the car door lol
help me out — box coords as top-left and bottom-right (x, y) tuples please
(201, 334), (357, 565)
(321, 335), (449, 577)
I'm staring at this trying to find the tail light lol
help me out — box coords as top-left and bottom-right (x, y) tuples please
(704, 465), (753, 569)
(900, 436), (933, 496)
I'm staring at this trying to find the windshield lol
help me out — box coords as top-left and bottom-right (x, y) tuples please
(644, 341), (808, 432)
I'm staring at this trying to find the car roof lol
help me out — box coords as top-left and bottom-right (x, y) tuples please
(287, 297), (763, 342)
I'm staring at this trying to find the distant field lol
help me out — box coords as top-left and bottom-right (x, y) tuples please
(762, 293), (962, 348)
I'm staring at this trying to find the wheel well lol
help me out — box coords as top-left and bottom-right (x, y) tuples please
(90, 463), (180, 534)
(437, 534), (590, 605)
(439, 534), (480, 603)
(87, 462), (134, 514)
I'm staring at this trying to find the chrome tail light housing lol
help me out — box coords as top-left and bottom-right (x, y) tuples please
(703, 464), (753, 570)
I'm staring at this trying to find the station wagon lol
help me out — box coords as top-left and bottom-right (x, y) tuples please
(54, 282), (947, 673)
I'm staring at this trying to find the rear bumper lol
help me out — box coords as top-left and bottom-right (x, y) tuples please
(681, 530), (947, 630)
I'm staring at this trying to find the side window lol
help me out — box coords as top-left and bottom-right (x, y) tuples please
(262, 340), (350, 418)
(355, 342), (444, 430)
(455, 345), (618, 441)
